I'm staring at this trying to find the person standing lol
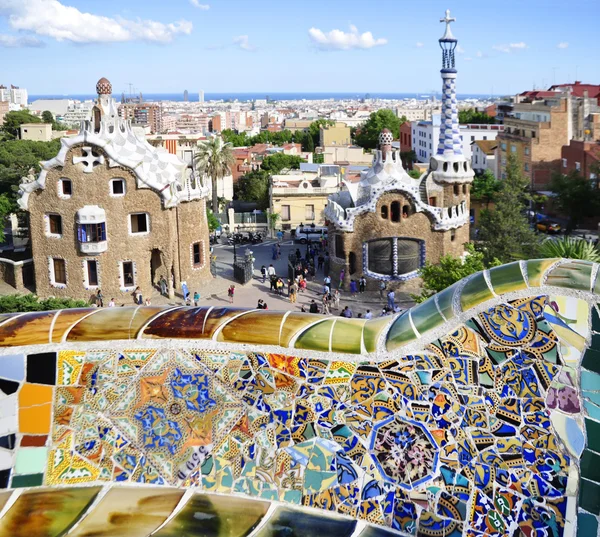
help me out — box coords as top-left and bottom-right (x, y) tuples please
(333, 289), (340, 310)
(379, 280), (386, 299)
(324, 275), (331, 294)
(193, 291), (200, 306)
(260, 265), (267, 283)
(228, 285), (235, 304)
(322, 293), (330, 315)
(289, 280), (298, 303)
(387, 289), (395, 311)
(350, 279), (357, 297)
(95, 289), (104, 308)
(133, 286), (143, 305)
(338, 269), (345, 289)
(159, 276), (167, 297)
(359, 276), (366, 293)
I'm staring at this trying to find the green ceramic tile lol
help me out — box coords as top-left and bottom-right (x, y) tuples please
(410, 298), (445, 336)
(585, 400), (600, 422)
(11, 473), (43, 487)
(460, 272), (494, 311)
(584, 391), (600, 407)
(363, 317), (392, 353)
(386, 312), (418, 351)
(582, 370), (600, 391)
(546, 260), (594, 292)
(580, 478), (600, 515)
(526, 258), (558, 287)
(331, 319), (364, 355)
(586, 419), (600, 453)
(594, 271), (600, 295)
(593, 305), (600, 333)
(436, 282), (459, 321)
(14, 447), (47, 475)
(153, 493), (269, 537)
(253, 506), (356, 537)
(294, 320), (335, 352)
(577, 512), (598, 537)
(488, 261), (527, 295)
(582, 450), (600, 483)
(583, 348), (600, 375)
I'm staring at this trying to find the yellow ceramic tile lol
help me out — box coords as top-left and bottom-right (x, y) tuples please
(0, 311), (57, 347)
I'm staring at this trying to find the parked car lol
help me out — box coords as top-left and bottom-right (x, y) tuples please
(536, 220), (562, 234)
(294, 225), (328, 244)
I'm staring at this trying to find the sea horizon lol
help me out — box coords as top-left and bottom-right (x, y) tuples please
(28, 91), (496, 103)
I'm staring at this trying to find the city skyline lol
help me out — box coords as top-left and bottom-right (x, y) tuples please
(0, 0), (597, 95)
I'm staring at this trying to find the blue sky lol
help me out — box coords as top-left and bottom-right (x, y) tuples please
(0, 0), (598, 96)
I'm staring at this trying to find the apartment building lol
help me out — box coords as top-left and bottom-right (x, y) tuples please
(320, 122), (351, 147)
(118, 103), (162, 134)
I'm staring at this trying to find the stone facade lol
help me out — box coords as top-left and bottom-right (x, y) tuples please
(19, 78), (212, 303)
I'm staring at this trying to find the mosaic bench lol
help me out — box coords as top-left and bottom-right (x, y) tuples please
(0, 258), (598, 537)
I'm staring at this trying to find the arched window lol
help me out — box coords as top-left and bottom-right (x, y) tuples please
(381, 205), (388, 219)
(402, 205), (410, 218)
(349, 252), (357, 275)
(453, 184), (459, 196)
(462, 184), (467, 195)
(391, 201), (400, 222)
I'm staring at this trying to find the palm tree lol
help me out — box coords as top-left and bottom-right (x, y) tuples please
(194, 136), (234, 213)
(539, 236), (600, 262)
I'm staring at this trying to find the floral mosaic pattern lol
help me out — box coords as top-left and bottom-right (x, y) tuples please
(2, 258), (600, 536)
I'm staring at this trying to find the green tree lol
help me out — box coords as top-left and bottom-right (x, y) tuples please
(260, 153), (305, 174)
(0, 193), (12, 243)
(477, 155), (539, 263)
(313, 152), (324, 164)
(471, 170), (501, 208)
(206, 208), (221, 232)
(550, 170), (600, 233)
(41, 110), (54, 124)
(0, 294), (88, 313)
(354, 109), (404, 149)
(1, 110), (41, 139)
(194, 137), (235, 213)
(538, 236), (600, 262)
(305, 132), (315, 152)
(412, 243), (501, 303)
(408, 169), (421, 179)
(268, 211), (281, 236)
(458, 109), (496, 124)
(234, 170), (270, 209)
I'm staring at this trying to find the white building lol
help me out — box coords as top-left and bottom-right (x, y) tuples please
(61, 102), (94, 125)
(395, 106), (441, 122)
(29, 99), (72, 117)
(471, 140), (498, 177)
(0, 85), (28, 109)
(412, 115), (504, 163)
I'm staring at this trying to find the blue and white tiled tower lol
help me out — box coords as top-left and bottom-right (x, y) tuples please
(429, 10), (474, 184)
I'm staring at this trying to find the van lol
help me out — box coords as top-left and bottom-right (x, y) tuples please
(294, 225), (328, 244)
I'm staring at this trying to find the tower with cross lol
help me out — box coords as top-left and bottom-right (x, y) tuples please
(428, 9), (474, 185)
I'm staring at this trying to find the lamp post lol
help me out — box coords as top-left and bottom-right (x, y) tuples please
(233, 225), (240, 263)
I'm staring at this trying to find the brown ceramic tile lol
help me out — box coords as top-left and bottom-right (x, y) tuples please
(142, 307), (211, 339)
(218, 310), (286, 345)
(129, 306), (177, 338)
(66, 308), (137, 342)
(50, 308), (102, 343)
(0, 311), (56, 348)
(202, 307), (256, 339)
(20, 435), (48, 447)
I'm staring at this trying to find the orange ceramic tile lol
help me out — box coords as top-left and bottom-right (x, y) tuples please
(129, 306), (176, 338)
(19, 384), (53, 435)
(20, 435), (48, 447)
(50, 308), (99, 343)
(0, 311), (57, 347)
(142, 307), (211, 339)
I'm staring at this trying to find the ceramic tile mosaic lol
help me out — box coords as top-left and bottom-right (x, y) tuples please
(0, 259), (599, 536)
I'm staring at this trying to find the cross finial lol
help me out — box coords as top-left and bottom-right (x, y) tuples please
(440, 9), (456, 28)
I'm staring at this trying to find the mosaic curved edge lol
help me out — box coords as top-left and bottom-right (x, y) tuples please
(0, 258), (600, 536)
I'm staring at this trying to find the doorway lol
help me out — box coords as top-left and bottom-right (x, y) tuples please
(150, 249), (162, 287)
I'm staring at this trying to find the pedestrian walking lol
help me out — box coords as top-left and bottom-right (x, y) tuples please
(260, 265), (267, 283)
(290, 280), (298, 303)
(193, 291), (200, 306)
(324, 275), (331, 293)
(95, 289), (104, 307)
(350, 280), (358, 296)
(359, 276), (366, 293)
(379, 280), (386, 299)
(333, 289), (340, 310)
(322, 293), (331, 315)
(228, 285), (235, 304)
(338, 269), (345, 289)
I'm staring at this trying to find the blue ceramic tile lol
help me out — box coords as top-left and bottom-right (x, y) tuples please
(582, 370), (600, 392)
(0, 354), (24, 382)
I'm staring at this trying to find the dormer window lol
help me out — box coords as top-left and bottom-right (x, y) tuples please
(59, 179), (72, 198)
(110, 178), (125, 196)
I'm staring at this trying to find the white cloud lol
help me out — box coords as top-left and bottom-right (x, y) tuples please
(0, 33), (44, 47)
(557, 42), (569, 49)
(415, 41), (424, 48)
(308, 25), (387, 51)
(0, 0), (192, 43)
(492, 42), (527, 53)
(456, 44), (465, 54)
(233, 35), (255, 51)
(189, 0), (210, 9)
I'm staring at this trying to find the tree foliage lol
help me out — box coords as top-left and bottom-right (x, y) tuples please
(260, 153), (305, 174)
(412, 243), (501, 303)
(477, 155), (539, 263)
(234, 170), (270, 209)
(221, 129), (295, 148)
(206, 208), (221, 232)
(470, 170), (501, 207)
(0, 294), (89, 314)
(194, 136), (234, 212)
(1, 110), (41, 139)
(41, 111), (54, 124)
(539, 236), (600, 262)
(408, 169), (421, 179)
(354, 109), (405, 149)
(0, 193), (12, 243)
(458, 108), (496, 124)
(550, 170), (600, 233)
